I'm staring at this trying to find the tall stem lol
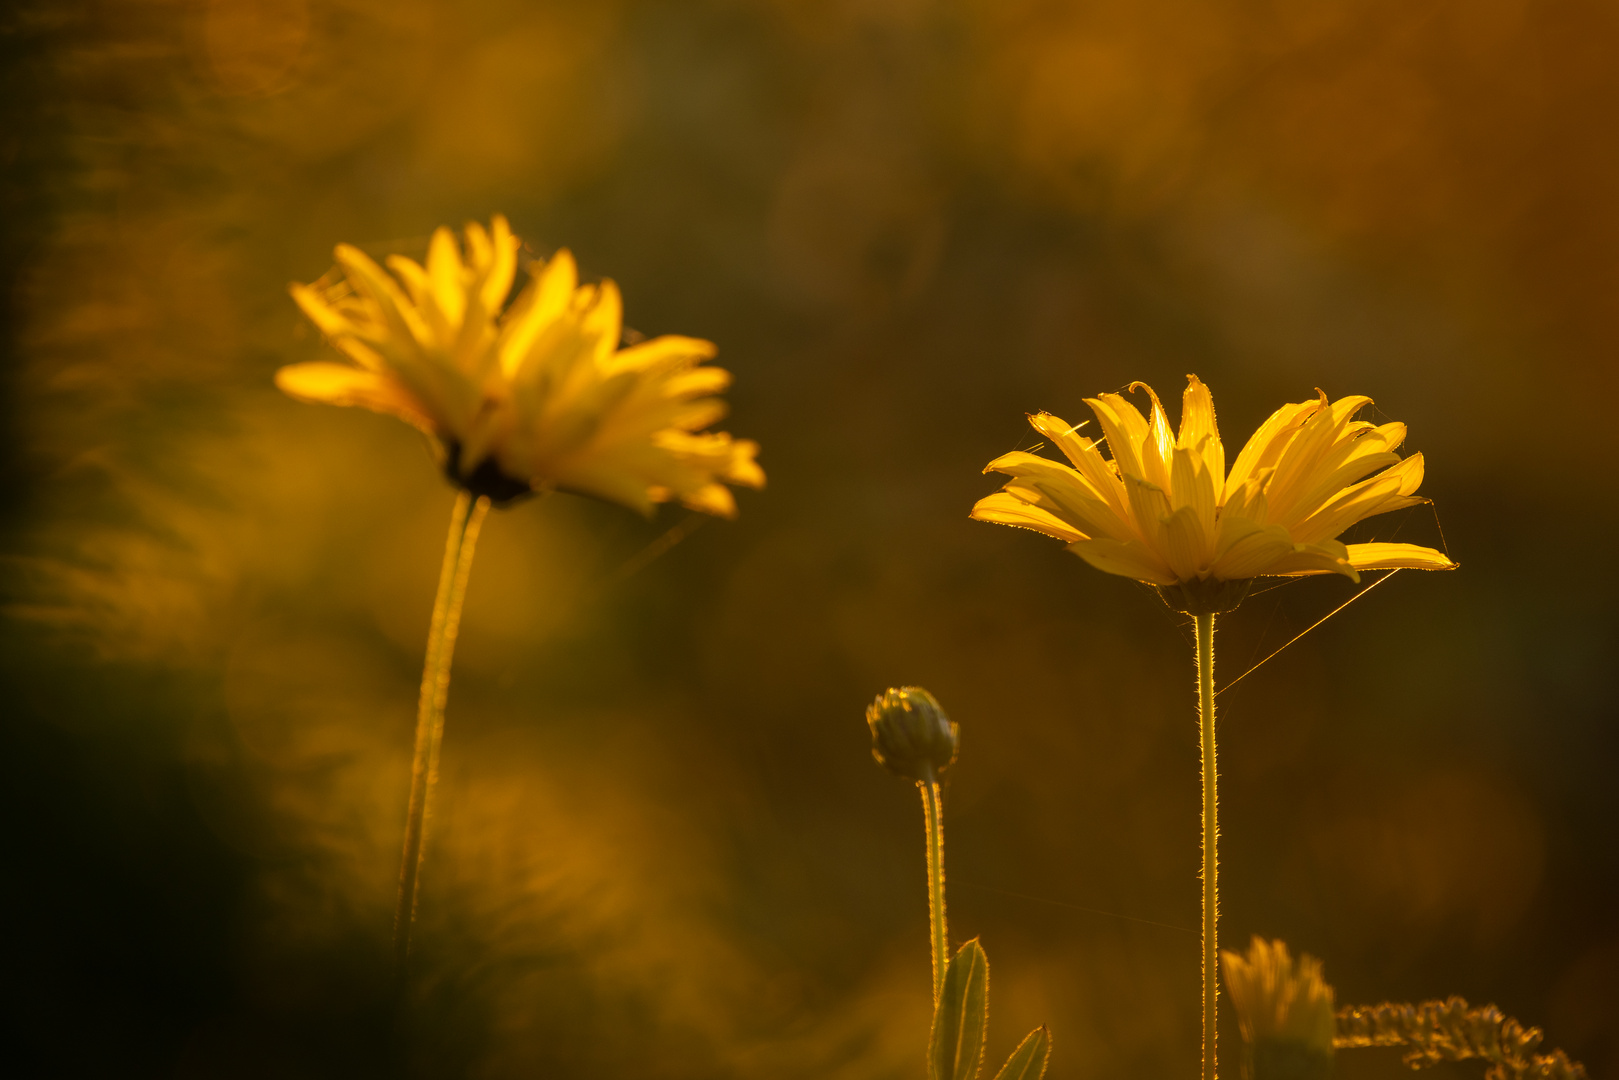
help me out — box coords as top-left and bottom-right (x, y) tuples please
(1196, 612), (1219, 1080)
(394, 491), (490, 971)
(920, 778), (948, 1002)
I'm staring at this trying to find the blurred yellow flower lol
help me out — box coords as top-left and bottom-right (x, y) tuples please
(278, 216), (764, 516)
(972, 376), (1453, 607)
(1222, 937), (1336, 1060)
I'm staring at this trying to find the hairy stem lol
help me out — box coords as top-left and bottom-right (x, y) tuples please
(1197, 612), (1219, 1080)
(921, 778), (948, 1002)
(394, 491), (490, 971)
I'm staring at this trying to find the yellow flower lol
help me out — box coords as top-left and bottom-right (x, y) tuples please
(1222, 937), (1336, 1064)
(971, 376), (1454, 610)
(278, 216), (764, 516)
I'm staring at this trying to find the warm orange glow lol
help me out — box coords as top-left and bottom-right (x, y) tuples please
(4, 0), (1612, 1075)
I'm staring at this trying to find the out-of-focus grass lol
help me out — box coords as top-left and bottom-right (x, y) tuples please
(3, 0), (1618, 1076)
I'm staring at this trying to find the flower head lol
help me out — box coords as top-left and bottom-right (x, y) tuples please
(1222, 937), (1336, 1080)
(278, 216), (764, 515)
(971, 376), (1454, 611)
(867, 686), (959, 784)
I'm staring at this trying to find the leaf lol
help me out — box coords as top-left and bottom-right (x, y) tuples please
(992, 1026), (1051, 1080)
(929, 939), (990, 1080)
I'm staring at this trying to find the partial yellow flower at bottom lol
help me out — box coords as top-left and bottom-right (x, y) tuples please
(278, 215), (764, 516)
(1222, 937), (1336, 1080)
(971, 375), (1453, 613)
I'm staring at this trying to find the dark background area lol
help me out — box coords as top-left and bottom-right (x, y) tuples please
(2, 0), (1616, 1076)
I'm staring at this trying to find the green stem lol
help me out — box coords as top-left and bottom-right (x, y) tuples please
(921, 778), (948, 1002)
(1196, 612), (1219, 1080)
(394, 491), (490, 971)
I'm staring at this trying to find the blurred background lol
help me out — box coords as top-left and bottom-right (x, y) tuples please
(3, 0), (1617, 1076)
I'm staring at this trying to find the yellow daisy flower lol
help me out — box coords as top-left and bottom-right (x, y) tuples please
(1221, 937), (1336, 1059)
(971, 375), (1454, 612)
(278, 216), (764, 516)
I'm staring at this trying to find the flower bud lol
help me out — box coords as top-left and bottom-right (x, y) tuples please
(867, 686), (958, 784)
(1222, 937), (1336, 1080)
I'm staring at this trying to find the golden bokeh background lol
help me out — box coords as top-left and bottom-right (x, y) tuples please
(2, 0), (1616, 1076)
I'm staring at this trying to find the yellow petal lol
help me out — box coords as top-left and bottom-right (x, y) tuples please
(1178, 375), (1225, 495)
(680, 482), (738, 519)
(425, 226), (466, 325)
(669, 397), (728, 432)
(1027, 412), (1129, 517)
(1160, 504), (1209, 581)
(1225, 398), (1319, 495)
(980, 447), (1134, 541)
(536, 249), (578, 320)
(1266, 540), (1359, 581)
(983, 449), (1108, 499)
(1327, 393), (1374, 426)
(382, 255), (450, 342)
(1345, 542), (1456, 571)
(1085, 393), (1152, 485)
(970, 492), (1088, 543)
(1065, 538), (1177, 586)
(554, 460), (657, 517)
(1128, 381), (1176, 490)
(1210, 520), (1297, 579)
(612, 334), (719, 374)
(1121, 472), (1171, 552)
(664, 366), (732, 400)
(288, 282), (357, 342)
(274, 362), (436, 433)
(1283, 422), (1407, 517)
(583, 279), (624, 365)
(334, 243), (435, 358)
(1265, 394), (1347, 522)
(479, 217), (519, 320)
(1289, 453), (1427, 544)
(721, 439), (766, 488)
(1170, 444), (1217, 534)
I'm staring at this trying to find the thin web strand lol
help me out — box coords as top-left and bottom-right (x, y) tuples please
(592, 512), (708, 595)
(1216, 569), (1401, 697)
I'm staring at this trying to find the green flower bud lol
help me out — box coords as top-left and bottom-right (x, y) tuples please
(867, 686), (958, 784)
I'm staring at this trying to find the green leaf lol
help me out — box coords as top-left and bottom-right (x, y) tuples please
(929, 938), (990, 1080)
(991, 1026), (1050, 1080)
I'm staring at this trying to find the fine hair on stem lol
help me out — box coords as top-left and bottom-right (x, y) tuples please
(1197, 612), (1219, 1080)
(921, 778), (948, 1002)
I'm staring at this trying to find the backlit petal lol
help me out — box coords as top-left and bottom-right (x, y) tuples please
(1178, 375), (1225, 497)
(1289, 453), (1426, 545)
(1085, 393), (1152, 484)
(1027, 412), (1128, 516)
(1128, 381), (1176, 490)
(1345, 542), (1456, 571)
(1266, 540), (1360, 581)
(971, 492), (1088, 542)
(1160, 504), (1210, 581)
(1210, 521), (1297, 579)
(1225, 398), (1319, 495)
(275, 362), (436, 432)
(1066, 538), (1178, 585)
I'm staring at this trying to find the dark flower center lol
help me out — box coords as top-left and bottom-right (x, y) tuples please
(443, 442), (534, 506)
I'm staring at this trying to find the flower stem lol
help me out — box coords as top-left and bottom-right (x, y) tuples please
(920, 778), (948, 1002)
(394, 490), (490, 971)
(1196, 612), (1219, 1080)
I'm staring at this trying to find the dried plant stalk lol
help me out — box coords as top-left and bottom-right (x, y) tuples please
(1335, 998), (1586, 1080)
